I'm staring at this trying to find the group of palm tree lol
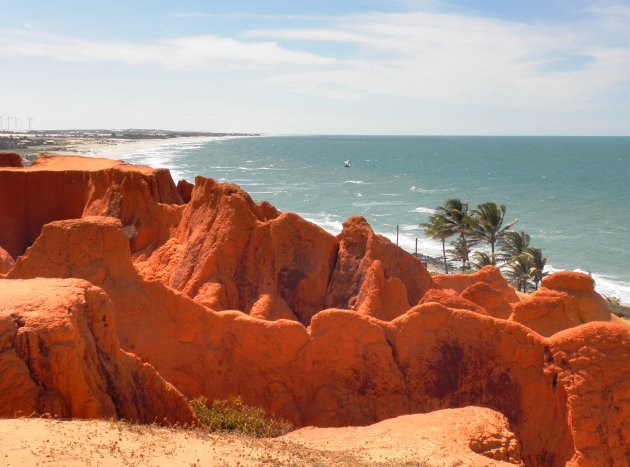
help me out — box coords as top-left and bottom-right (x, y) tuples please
(421, 199), (547, 292)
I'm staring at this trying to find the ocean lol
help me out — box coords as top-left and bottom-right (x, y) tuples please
(116, 135), (630, 303)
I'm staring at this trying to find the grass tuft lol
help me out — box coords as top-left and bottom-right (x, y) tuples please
(604, 295), (630, 318)
(190, 396), (293, 438)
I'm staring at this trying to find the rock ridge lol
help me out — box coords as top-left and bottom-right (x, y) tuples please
(0, 155), (628, 466)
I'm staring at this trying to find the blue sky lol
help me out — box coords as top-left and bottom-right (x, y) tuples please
(1, 0), (629, 134)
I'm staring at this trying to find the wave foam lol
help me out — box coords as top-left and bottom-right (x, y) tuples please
(410, 207), (436, 214)
(410, 186), (435, 193)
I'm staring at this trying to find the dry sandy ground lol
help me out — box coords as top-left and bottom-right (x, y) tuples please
(0, 407), (520, 466)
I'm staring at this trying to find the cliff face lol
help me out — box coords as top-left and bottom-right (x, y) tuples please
(0, 277), (193, 424)
(0, 154), (182, 260)
(0, 155), (627, 466)
(134, 176), (436, 324)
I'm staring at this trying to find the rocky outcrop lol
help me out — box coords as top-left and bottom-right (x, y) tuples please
(0, 246), (13, 274)
(135, 177), (338, 324)
(325, 216), (436, 319)
(0, 278), (193, 424)
(536, 272), (611, 323)
(461, 282), (514, 319)
(509, 272), (611, 337)
(1, 156), (434, 324)
(418, 287), (488, 314)
(509, 296), (575, 337)
(0, 152), (22, 167)
(1, 156), (628, 466)
(0, 154), (182, 259)
(135, 180), (434, 324)
(176, 179), (194, 203)
(433, 265), (520, 303)
(7, 215), (630, 465)
(549, 323), (630, 465)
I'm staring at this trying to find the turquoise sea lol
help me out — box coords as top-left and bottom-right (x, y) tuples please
(118, 135), (630, 303)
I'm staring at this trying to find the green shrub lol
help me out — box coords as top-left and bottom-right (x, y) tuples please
(604, 295), (622, 314)
(190, 396), (293, 438)
(604, 295), (630, 319)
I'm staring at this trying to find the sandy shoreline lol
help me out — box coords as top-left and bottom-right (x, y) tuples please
(28, 135), (249, 161)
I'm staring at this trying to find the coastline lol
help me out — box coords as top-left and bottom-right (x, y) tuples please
(5, 134), (629, 306)
(18, 135), (246, 162)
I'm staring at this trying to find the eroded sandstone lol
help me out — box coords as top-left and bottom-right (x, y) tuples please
(1, 155), (628, 467)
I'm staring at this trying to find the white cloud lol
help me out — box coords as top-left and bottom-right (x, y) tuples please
(245, 8), (630, 109)
(172, 12), (333, 20)
(0, 30), (335, 71)
(2, 3), (630, 114)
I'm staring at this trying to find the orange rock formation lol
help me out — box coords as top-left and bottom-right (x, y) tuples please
(0, 246), (13, 274)
(433, 265), (520, 303)
(509, 272), (611, 337)
(176, 178), (194, 203)
(0, 278), (192, 424)
(418, 287), (488, 314)
(0, 152), (22, 167)
(0, 155), (628, 466)
(0, 154), (182, 260)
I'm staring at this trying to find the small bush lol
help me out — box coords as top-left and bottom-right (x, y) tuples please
(190, 396), (293, 438)
(604, 295), (630, 318)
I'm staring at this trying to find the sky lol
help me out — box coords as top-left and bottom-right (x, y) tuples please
(1, 0), (629, 135)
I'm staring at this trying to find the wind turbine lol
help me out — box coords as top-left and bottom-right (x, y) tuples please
(0, 114), (3, 132)
(7, 115), (12, 132)
(27, 116), (34, 132)
(14, 116), (20, 132)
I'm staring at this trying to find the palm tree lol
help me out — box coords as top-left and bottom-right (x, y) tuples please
(447, 237), (471, 272)
(436, 199), (471, 237)
(437, 199), (472, 267)
(421, 214), (453, 273)
(498, 231), (530, 263)
(472, 251), (495, 270)
(469, 202), (518, 259)
(527, 247), (548, 289)
(505, 254), (534, 292)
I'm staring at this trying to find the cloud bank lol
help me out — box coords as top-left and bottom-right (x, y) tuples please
(2, 4), (629, 112)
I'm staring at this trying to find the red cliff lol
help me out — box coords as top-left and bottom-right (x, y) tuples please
(0, 155), (628, 466)
(433, 265), (520, 303)
(0, 277), (192, 424)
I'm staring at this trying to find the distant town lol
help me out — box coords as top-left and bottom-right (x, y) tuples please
(0, 129), (260, 154)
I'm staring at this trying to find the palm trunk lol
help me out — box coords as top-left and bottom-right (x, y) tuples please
(442, 238), (449, 274)
(461, 234), (468, 270)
